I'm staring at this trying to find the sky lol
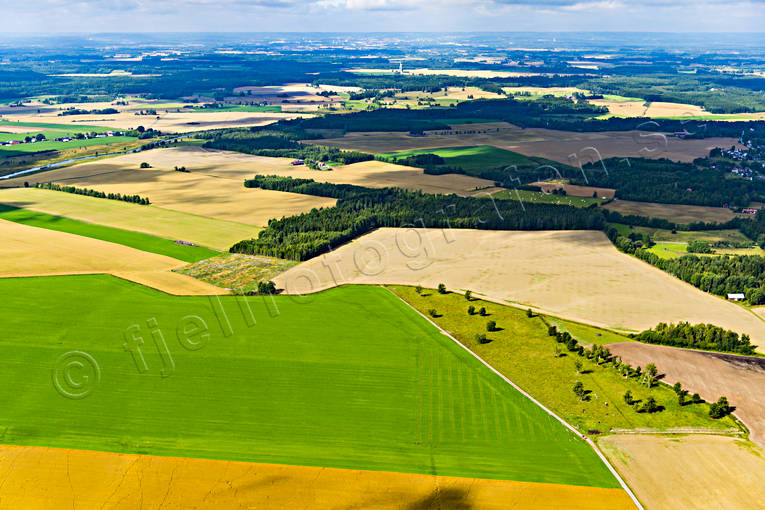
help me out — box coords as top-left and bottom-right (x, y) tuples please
(5, 0), (765, 33)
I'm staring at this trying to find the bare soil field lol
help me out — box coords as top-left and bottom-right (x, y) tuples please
(604, 199), (742, 223)
(2, 149), (336, 226)
(273, 228), (765, 345)
(531, 181), (616, 198)
(599, 434), (765, 510)
(0, 219), (224, 295)
(0, 187), (259, 250)
(606, 342), (765, 447)
(305, 123), (740, 164)
(0, 445), (634, 510)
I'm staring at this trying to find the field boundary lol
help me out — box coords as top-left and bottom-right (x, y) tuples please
(385, 287), (644, 510)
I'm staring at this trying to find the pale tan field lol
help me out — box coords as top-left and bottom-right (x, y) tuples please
(0, 219), (224, 295)
(306, 123), (740, 164)
(230, 83), (353, 112)
(530, 182), (616, 199)
(274, 228), (765, 344)
(590, 99), (648, 117)
(6, 146), (497, 198)
(599, 434), (765, 510)
(396, 86), (506, 101)
(607, 342), (765, 446)
(0, 445), (634, 510)
(2, 150), (337, 226)
(604, 199), (742, 223)
(504, 86), (590, 97)
(0, 124), (42, 133)
(591, 98), (765, 121)
(0, 188), (259, 250)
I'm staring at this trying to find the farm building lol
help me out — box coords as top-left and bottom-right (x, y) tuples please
(728, 293), (746, 301)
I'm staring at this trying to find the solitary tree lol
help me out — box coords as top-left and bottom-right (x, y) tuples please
(437, 283), (447, 294)
(548, 325), (557, 337)
(464, 290), (472, 301)
(415, 285), (423, 295)
(642, 363), (658, 387)
(478, 307), (487, 316)
(475, 333), (489, 344)
(691, 393), (703, 404)
(526, 308), (533, 318)
(574, 360), (583, 375)
(672, 382), (683, 395)
(640, 397), (659, 413)
(709, 396), (731, 418)
(486, 320), (496, 332)
(623, 390), (633, 405)
(678, 390), (689, 406)
(467, 305), (475, 315)
(428, 309), (438, 318)
(573, 381), (586, 402)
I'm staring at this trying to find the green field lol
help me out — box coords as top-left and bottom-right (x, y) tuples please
(0, 277), (618, 487)
(379, 145), (536, 171)
(191, 105), (282, 113)
(390, 286), (738, 434)
(0, 120), (115, 133)
(0, 136), (137, 155)
(0, 205), (218, 262)
(491, 189), (605, 208)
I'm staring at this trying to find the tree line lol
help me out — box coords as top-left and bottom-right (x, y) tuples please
(33, 182), (150, 205)
(633, 322), (756, 355)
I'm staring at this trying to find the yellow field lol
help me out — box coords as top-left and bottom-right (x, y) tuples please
(591, 98), (765, 121)
(273, 228), (765, 344)
(504, 86), (590, 97)
(604, 199), (742, 223)
(2, 149), (337, 226)
(395, 86), (505, 101)
(599, 435), (765, 510)
(0, 445), (634, 510)
(0, 219), (225, 295)
(348, 68), (541, 78)
(306, 123), (740, 164)
(0, 188), (259, 250)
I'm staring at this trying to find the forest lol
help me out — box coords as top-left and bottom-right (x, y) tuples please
(634, 322), (756, 355)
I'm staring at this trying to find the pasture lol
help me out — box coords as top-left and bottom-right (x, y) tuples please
(0, 204), (218, 262)
(0, 188), (259, 250)
(599, 435), (765, 510)
(604, 200), (743, 223)
(0, 219), (223, 295)
(390, 286), (736, 433)
(0, 446), (634, 510)
(378, 145), (541, 172)
(0, 277), (618, 487)
(306, 124), (739, 165)
(1, 149), (337, 226)
(489, 189), (606, 207)
(608, 342), (765, 447)
(176, 253), (298, 293)
(273, 228), (765, 344)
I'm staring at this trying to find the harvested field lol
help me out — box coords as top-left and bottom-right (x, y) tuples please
(599, 434), (765, 510)
(0, 445), (634, 510)
(4, 146), (497, 198)
(274, 228), (765, 345)
(1, 150), (336, 226)
(606, 342), (765, 447)
(0, 188), (258, 250)
(604, 199), (741, 223)
(592, 98), (765, 121)
(348, 68), (541, 78)
(305, 123), (740, 164)
(0, 219), (224, 295)
(530, 181), (616, 198)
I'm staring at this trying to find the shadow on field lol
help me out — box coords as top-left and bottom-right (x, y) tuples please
(405, 488), (472, 510)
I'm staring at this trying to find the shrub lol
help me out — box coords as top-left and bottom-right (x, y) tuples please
(478, 307), (487, 316)
(475, 333), (489, 344)
(526, 308), (533, 318)
(486, 320), (496, 332)
(464, 290), (472, 300)
(467, 305), (475, 315)
(437, 283), (447, 294)
(415, 285), (422, 295)
(428, 309), (438, 317)
(623, 390), (633, 405)
(547, 325), (557, 336)
(140, 162), (151, 168)
(256, 280), (276, 295)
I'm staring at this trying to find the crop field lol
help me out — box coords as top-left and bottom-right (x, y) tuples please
(0, 277), (620, 487)
(0, 219), (223, 295)
(0, 135), (137, 156)
(0, 204), (217, 262)
(591, 98), (765, 121)
(599, 435), (765, 510)
(1, 150), (337, 226)
(0, 188), (259, 250)
(607, 342), (765, 448)
(307, 123), (740, 164)
(604, 200), (743, 223)
(0, 446), (634, 510)
(273, 228), (765, 344)
(390, 286), (737, 434)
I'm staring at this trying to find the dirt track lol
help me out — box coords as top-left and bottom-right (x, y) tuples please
(0, 445), (634, 510)
(607, 342), (765, 448)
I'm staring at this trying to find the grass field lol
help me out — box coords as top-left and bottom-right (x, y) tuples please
(176, 253), (298, 293)
(599, 435), (765, 510)
(0, 136), (137, 156)
(390, 286), (737, 434)
(0, 204), (217, 262)
(490, 189), (605, 207)
(0, 188), (259, 251)
(0, 445), (634, 510)
(0, 276), (618, 487)
(274, 228), (765, 345)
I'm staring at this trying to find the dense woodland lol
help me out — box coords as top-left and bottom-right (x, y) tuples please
(634, 322), (757, 355)
(234, 176), (605, 260)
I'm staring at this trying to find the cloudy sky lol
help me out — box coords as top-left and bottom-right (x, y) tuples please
(6, 0), (765, 33)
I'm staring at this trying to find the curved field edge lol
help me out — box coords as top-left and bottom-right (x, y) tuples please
(0, 274), (618, 488)
(0, 445), (635, 510)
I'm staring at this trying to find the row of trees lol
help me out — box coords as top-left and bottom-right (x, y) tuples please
(34, 182), (150, 205)
(634, 322), (756, 355)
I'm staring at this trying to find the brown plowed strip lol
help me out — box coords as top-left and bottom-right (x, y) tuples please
(608, 342), (765, 448)
(0, 445), (634, 509)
